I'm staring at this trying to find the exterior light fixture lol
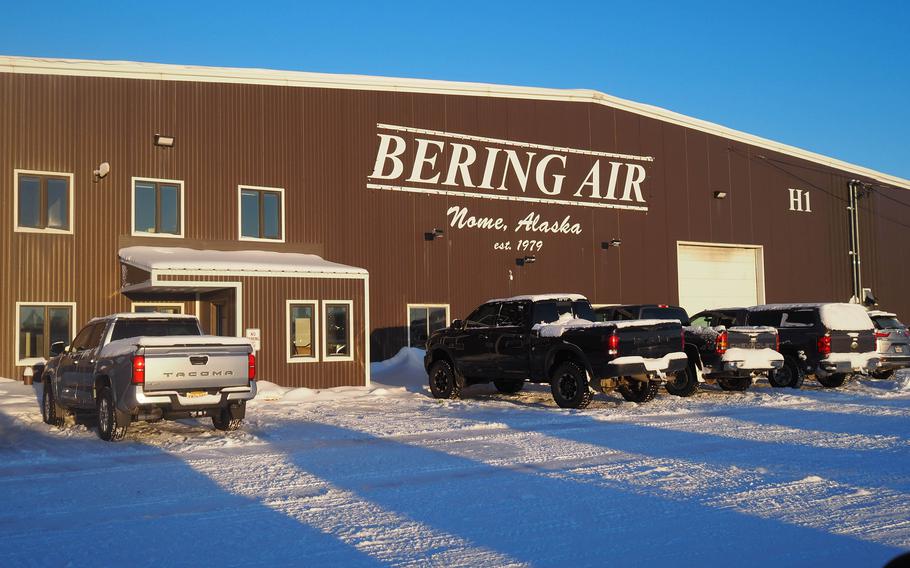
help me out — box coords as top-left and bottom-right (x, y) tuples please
(713, 191), (727, 199)
(424, 228), (444, 241)
(601, 239), (622, 249)
(516, 255), (536, 266)
(154, 134), (175, 148)
(92, 161), (110, 182)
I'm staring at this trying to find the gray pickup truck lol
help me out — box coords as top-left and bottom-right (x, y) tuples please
(36, 313), (257, 441)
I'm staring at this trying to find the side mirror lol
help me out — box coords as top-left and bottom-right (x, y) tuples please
(451, 319), (464, 330)
(49, 341), (66, 357)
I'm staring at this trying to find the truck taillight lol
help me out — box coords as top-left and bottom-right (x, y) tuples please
(606, 332), (620, 356)
(715, 331), (728, 355)
(248, 353), (257, 381)
(775, 333), (780, 352)
(875, 331), (889, 339)
(817, 334), (831, 356)
(131, 355), (145, 385)
(681, 329), (686, 349)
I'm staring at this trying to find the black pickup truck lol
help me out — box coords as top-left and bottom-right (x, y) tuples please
(733, 303), (878, 388)
(595, 304), (783, 395)
(424, 294), (688, 409)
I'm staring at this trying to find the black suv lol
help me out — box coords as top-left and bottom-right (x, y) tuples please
(711, 303), (878, 388)
(424, 295), (688, 409)
(596, 304), (783, 395)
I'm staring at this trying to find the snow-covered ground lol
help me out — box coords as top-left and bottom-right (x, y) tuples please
(2, 348), (909, 567)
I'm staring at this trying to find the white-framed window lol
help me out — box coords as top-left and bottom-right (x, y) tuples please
(14, 169), (75, 234)
(322, 300), (354, 362)
(131, 177), (185, 238)
(15, 302), (76, 365)
(238, 185), (285, 242)
(131, 302), (185, 314)
(286, 300), (319, 363)
(407, 304), (450, 348)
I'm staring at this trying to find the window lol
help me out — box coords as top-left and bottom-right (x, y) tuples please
(323, 301), (353, 361)
(132, 303), (184, 314)
(109, 319), (201, 341)
(287, 301), (318, 362)
(497, 302), (528, 327)
(71, 322), (106, 352)
(132, 177), (184, 237)
(14, 170), (74, 233)
(17, 303), (74, 362)
(239, 186), (284, 241)
(408, 304), (449, 348)
(466, 303), (500, 328)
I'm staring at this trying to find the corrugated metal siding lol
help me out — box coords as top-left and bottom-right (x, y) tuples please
(2, 71), (908, 375)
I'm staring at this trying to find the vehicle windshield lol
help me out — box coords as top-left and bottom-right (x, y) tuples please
(872, 315), (906, 330)
(640, 306), (690, 325)
(109, 319), (202, 341)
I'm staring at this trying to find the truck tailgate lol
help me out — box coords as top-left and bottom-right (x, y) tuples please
(615, 320), (683, 359)
(726, 326), (778, 350)
(142, 343), (251, 392)
(829, 330), (876, 355)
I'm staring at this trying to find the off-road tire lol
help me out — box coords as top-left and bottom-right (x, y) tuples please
(41, 380), (64, 427)
(718, 377), (752, 391)
(212, 404), (244, 431)
(816, 373), (848, 388)
(97, 386), (129, 441)
(493, 378), (525, 394)
(871, 369), (894, 380)
(665, 361), (699, 397)
(428, 359), (461, 399)
(769, 356), (803, 389)
(619, 379), (660, 403)
(550, 361), (594, 409)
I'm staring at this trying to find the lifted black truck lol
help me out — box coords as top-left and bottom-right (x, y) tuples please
(424, 294), (688, 409)
(595, 304), (783, 395)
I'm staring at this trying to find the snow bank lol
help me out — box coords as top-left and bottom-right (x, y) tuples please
(535, 318), (678, 338)
(819, 304), (874, 331)
(370, 347), (428, 392)
(722, 348), (784, 368)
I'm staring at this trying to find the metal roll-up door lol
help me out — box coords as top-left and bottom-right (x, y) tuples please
(677, 243), (764, 314)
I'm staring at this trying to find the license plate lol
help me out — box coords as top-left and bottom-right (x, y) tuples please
(896, 346), (905, 353)
(186, 391), (207, 398)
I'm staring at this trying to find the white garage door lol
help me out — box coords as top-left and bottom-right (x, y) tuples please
(677, 243), (764, 315)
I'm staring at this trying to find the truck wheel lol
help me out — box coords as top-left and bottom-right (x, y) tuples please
(493, 379), (524, 394)
(816, 373), (848, 388)
(428, 359), (461, 399)
(97, 386), (130, 441)
(768, 356), (803, 389)
(718, 378), (751, 391)
(665, 362), (699, 397)
(212, 404), (244, 431)
(619, 379), (660, 403)
(550, 361), (594, 409)
(41, 381), (63, 427)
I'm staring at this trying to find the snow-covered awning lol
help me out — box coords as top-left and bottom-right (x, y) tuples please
(119, 246), (368, 278)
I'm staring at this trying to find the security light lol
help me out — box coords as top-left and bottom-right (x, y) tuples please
(516, 255), (536, 266)
(424, 228), (444, 241)
(601, 239), (622, 249)
(713, 190), (727, 199)
(154, 134), (175, 148)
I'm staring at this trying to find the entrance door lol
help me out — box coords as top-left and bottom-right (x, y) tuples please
(199, 289), (236, 336)
(677, 243), (764, 314)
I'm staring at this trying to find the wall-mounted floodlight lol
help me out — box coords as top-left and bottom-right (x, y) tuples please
(601, 239), (622, 249)
(424, 228), (444, 241)
(154, 134), (175, 148)
(713, 190), (728, 199)
(93, 161), (110, 182)
(516, 255), (536, 266)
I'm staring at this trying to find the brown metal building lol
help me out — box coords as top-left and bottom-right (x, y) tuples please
(2, 56), (909, 387)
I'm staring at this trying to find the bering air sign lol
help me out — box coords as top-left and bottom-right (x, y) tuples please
(367, 124), (653, 212)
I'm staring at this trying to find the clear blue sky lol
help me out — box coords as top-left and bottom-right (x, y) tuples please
(2, 0), (907, 179)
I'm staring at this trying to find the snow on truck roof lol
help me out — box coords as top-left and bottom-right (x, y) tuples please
(867, 310), (898, 318)
(119, 246), (368, 276)
(89, 312), (199, 323)
(486, 294), (588, 303)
